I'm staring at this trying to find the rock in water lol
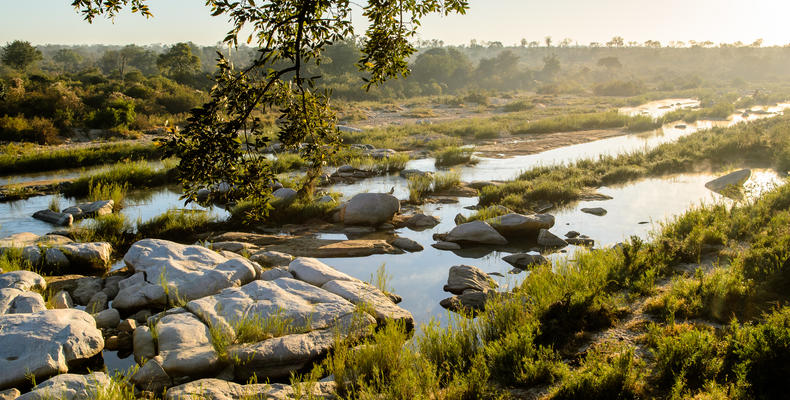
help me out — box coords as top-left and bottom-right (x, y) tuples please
(581, 207), (607, 216)
(445, 221), (508, 245)
(32, 209), (73, 226)
(391, 237), (424, 252)
(112, 239), (258, 312)
(62, 200), (114, 220)
(705, 169), (751, 196)
(485, 213), (555, 237)
(340, 193), (400, 226)
(537, 229), (568, 248)
(502, 253), (549, 269)
(443, 265), (495, 295)
(432, 241), (462, 250)
(0, 309), (104, 390)
(404, 213), (440, 229)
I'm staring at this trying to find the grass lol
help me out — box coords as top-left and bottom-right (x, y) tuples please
(209, 309), (312, 361)
(369, 264), (392, 294)
(434, 146), (475, 167)
(137, 208), (220, 242)
(342, 152), (410, 174)
(63, 159), (175, 198)
(87, 180), (127, 211)
(0, 247), (35, 273)
(230, 193), (339, 225)
(48, 195), (61, 213)
(407, 171), (461, 202)
(511, 110), (661, 135)
(0, 141), (161, 175)
(480, 114), (790, 213)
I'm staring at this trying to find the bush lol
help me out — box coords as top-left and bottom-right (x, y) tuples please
(593, 80), (645, 96)
(435, 146), (474, 167)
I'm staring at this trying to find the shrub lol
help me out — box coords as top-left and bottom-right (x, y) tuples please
(435, 146), (474, 167)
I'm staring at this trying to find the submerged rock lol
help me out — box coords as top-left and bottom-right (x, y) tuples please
(581, 207), (607, 216)
(32, 209), (74, 226)
(0, 309), (104, 390)
(391, 237), (424, 252)
(432, 241), (462, 250)
(340, 193), (400, 226)
(445, 221), (508, 246)
(705, 169), (751, 196)
(404, 213), (440, 229)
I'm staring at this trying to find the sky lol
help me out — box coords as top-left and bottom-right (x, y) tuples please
(1, 0), (789, 47)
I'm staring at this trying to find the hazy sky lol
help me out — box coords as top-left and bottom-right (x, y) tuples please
(1, 0), (788, 47)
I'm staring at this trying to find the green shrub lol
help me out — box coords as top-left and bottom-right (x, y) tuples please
(435, 146), (474, 167)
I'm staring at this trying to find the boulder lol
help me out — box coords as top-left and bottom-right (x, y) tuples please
(0, 234), (111, 273)
(86, 291), (108, 313)
(0, 309), (104, 390)
(156, 312), (220, 378)
(391, 237), (424, 252)
(250, 250), (293, 267)
(273, 188), (298, 204)
(72, 277), (103, 305)
(537, 229), (568, 248)
(340, 193), (400, 226)
(432, 241), (461, 250)
(133, 325), (157, 365)
(16, 372), (110, 400)
(502, 253), (549, 270)
(94, 308), (121, 329)
(454, 213), (467, 225)
(440, 291), (491, 314)
(485, 213), (554, 237)
(404, 213), (440, 229)
(443, 265), (495, 295)
(445, 221), (508, 246)
(51, 290), (74, 309)
(0, 270), (46, 292)
(565, 231), (580, 238)
(210, 241), (257, 254)
(62, 200), (114, 220)
(567, 237), (595, 246)
(261, 267), (294, 281)
(58, 242), (113, 271)
(580, 207), (607, 216)
(705, 169), (751, 195)
(0, 389), (20, 400)
(32, 209), (73, 226)
(113, 239), (258, 312)
(0, 288), (46, 314)
(289, 257), (358, 287)
(165, 379), (336, 400)
(130, 358), (171, 393)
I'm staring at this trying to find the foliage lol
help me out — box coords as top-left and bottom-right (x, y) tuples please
(1, 40), (42, 70)
(435, 146), (474, 167)
(136, 208), (219, 241)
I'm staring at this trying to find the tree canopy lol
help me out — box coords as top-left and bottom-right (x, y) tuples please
(1, 40), (42, 70)
(71, 0), (469, 219)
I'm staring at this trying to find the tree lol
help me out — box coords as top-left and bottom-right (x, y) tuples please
(644, 40), (661, 48)
(597, 56), (622, 69)
(520, 38), (528, 47)
(157, 42), (201, 79)
(606, 36), (624, 48)
(544, 36), (552, 48)
(1, 40), (42, 70)
(72, 0), (468, 219)
(53, 48), (83, 73)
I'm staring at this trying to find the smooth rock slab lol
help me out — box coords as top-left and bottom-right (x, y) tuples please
(16, 372), (110, 400)
(705, 169), (751, 194)
(0, 309), (104, 390)
(322, 279), (414, 328)
(113, 239), (258, 312)
(445, 221), (508, 246)
(165, 378), (336, 400)
(289, 257), (358, 287)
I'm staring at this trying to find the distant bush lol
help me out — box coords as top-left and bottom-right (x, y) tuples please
(503, 99), (535, 112)
(156, 91), (203, 114)
(0, 115), (60, 144)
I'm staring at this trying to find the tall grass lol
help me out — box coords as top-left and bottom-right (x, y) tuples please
(64, 160), (174, 198)
(87, 180), (128, 211)
(137, 208), (219, 241)
(407, 171), (461, 202)
(512, 110), (661, 135)
(0, 142), (161, 175)
(435, 147), (474, 167)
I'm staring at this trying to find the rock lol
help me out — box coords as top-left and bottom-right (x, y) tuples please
(485, 213), (555, 237)
(340, 193), (400, 226)
(454, 213), (467, 225)
(86, 291), (108, 313)
(261, 267), (294, 281)
(210, 241), (257, 254)
(0, 270), (46, 292)
(0, 232), (72, 249)
(468, 181), (499, 190)
(133, 325), (157, 365)
(404, 213), (440, 229)
(344, 226), (375, 235)
(432, 241), (461, 250)
(62, 200), (114, 220)
(675, 124), (687, 129)
(322, 279), (414, 328)
(156, 312), (220, 378)
(131, 358), (171, 393)
(567, 237), (595, 246)
(113, 239), (258, 312)
(0, 288), (46, 314)
(102, 275), (124, 299)
(165, 379), (336, 400)
(94, 308), (121, 329)
(72, 277), (103, 305)
(0, 389), (20, 400)
(705, 169), (751, 195)
(391, 237), (423, 252)
(446, 221), (508, 246)
(440, 291), (490, 314)
(273, 188), (298, 204)
(32, 209), (74, 226)
(118, 318), (137, 333)
(316, 195), (335, 204)
(537, 229), (568, 248)
(581, 207), (607, 216)
(44, 248), (70, 270)
(15, 372), (110, 400)
(58, 242), (113, 271)
(249, 250), (293, 268)
(51, 290), (73, 309)
(502, 253), (549, 269)
(130, 309), (152, 323)
(565, 231), (580, 238)
(0, 309), (104, 390)
(289, 257), (358, 287)
(443, 265), (495, 295)
(400, 169), (432, 178)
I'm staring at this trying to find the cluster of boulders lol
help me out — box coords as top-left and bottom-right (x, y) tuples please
(32, 199), (114, 226)
(432, 212), (555, 250)
(0, 237), (412, 398)
(0, 232), (112, 274)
